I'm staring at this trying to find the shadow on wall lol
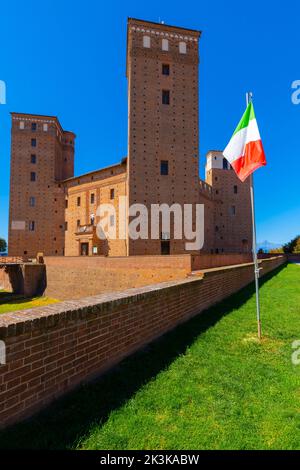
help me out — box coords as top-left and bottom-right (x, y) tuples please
(0, 263), (286, 450)
(0, 264), (47, 298)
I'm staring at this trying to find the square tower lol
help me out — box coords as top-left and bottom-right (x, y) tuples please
(8, 113), (75, 257)
(126, 18), (201, 255)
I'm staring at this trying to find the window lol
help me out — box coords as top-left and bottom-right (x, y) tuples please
(179, 41), (187, 54)
(30, 172), (36, 182)
(31, 122), (37, 131)
(162, 38), (169, 51)
(43, 123), (48, 132)
(29, 197), (35, 207)
(230, 206), (236, 216)
(234, 185), (238, 194)
(65, 221), (68, 231)
(77, 219), (80, 227)
(162, 64), (170, 76)
(29, 221), (35, 231)
(65, 199), (68, 208)
(162, 90), (170, 105)
(160, 160), (169, 176)
(19, 121), (25, 130)
(90, 214), (95, 225)
(92, 246), (98, 255)
(110, 214), (115, 226)
(31, 154), (36, 164)
(215, 226), (219, 232)
(31, 138), (36, 147)
(223, 158), (228, 170)
(91, 193), (95, 204)
(110, 188), (115, 200)
(143, 35), (150, 48)
(77, 196), (81, 206)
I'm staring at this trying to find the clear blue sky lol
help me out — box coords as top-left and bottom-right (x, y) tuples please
(1, 0), (299, 245)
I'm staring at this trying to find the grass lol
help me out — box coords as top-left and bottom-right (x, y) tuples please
(0, 292), (59, 314)
(0, 263), (300, 450)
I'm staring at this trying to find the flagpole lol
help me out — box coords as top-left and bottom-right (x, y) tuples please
(246, 92), (262, 340)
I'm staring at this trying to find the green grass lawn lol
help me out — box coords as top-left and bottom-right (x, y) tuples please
(0, 292), (59, 314)
(0, 263), (300, 450)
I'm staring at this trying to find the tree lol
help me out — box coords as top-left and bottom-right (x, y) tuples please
(282, 235), (300, 254)
(0, 238), (7, 253)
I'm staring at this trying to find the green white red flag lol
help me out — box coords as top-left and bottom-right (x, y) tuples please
(223, 102), (267, 182)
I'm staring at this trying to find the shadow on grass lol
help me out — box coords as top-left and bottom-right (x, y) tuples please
(0, 264), (287, 449)
(0, 292), (32, 306)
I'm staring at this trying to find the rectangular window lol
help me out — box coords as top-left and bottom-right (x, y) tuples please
(223, 158), (228, 170)
(29, 197), (35, 207)
(230, 206), (236, 216)
(77, 219), (80, 227)
(179, 41), (187, 54)
(31, 138), (36, 147)
(43, 123), (48, 132)
(234, 185), (238, 194)
(31, 122), (37, 131)
(91, 193), (95, 204)
(110, 188), (115, 200)
(160, 160), (169, 176)
(30, 172), (36, 182)
(162, 39), (169, 51)
(65, 199), (68, 208)
(143, 36), (150, 48)
(162, 90), (170, 105)
(77, 196), (81, 206)
(31, 154), (36, 164)
(29, 221), (35, 231)
(19, 121), (25, 130)
(162, 64), (170, 76)
(65, 221), (68, 231)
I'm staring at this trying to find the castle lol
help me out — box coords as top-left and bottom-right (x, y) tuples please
(8, 18), (252, 258)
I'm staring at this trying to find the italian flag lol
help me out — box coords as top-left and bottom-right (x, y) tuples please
(223, 102), (267, 182)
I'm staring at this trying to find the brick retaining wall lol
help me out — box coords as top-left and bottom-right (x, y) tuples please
(0, 256), (286, 429)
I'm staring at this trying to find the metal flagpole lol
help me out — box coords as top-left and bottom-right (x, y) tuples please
(246, 92), (262, 340)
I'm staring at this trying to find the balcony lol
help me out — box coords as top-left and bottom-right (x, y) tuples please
(75, 224), (95, 236)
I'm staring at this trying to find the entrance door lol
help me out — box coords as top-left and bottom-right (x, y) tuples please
(80, 242), (89, 256)
(161, 240), (170, 255)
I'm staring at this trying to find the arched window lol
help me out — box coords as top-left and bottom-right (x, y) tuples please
(143, 36), (151, 48)
(179, 41), (187, 54)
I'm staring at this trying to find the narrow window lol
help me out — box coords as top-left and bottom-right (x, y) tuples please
(30, 172), (36, 182)
(19, 121), (25, 130)
(234, 185), (238, 194)
(31, 122), (37, 131)
(143, 36), (150, 48)
(161, 240), (170, 255)
(162, 90), (170, 105)
(162, 64), (170, 76)
(179, 41), (187, 54)
(77, 219), (80, 227)
(77, 196), (81, 206)
(65, 222), (68, 231)
(43, 123), (48, 132)
(65, 199), (68, 208)
(29, 221), (35, 231)
(110, 188), (115, 200)
(215, 226), (219, 232)
(31, 154), (36, 164)
(162, 38), (169, 51)
(160, 160), (169, 176)
(31, 138), (36, 147)
(230, 205), (236, 216)
(91, 193), (95, 204)
(223, 158), (228, 170)
(29, 196), (35, 207)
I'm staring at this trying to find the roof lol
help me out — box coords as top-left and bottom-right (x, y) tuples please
(11, 112), (75, 136)
(61, 158), (127, 183)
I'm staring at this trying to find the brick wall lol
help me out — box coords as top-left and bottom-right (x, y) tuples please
(0, 264), (46, 297)
(0, 256), (286, 429)
(191, 253), (253, 271)
(44, 255), (192, 300)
